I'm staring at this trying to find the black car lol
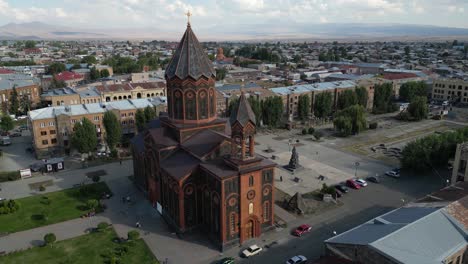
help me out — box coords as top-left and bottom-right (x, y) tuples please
(392, 168), (401, 173)
(335, 184), (349, 193)
(366, 176), (380, 183)
(10, 132), (21, 137)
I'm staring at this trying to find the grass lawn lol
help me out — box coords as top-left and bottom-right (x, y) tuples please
(0, 182), (111, 233)
(0, 228), (159, 264)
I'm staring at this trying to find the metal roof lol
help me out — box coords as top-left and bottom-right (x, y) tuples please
(270, 80), (356, 95)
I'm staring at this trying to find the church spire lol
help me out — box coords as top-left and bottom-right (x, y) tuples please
(230, 92), (256, 128)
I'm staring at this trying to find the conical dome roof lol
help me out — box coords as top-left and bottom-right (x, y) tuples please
(165, 24), (216, 80)
(230, 93), (256, 127)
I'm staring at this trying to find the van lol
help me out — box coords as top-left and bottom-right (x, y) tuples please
(0, 136), (11, 146)
(442, 101), (449, 106)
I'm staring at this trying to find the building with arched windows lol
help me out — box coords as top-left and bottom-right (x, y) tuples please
(131, 22), (275, 251)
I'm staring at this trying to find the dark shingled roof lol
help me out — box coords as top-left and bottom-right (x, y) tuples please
(182, 130), (228, 158)
(160, 150), (200, 179)
(130, 133), (145, 153)
(165, 24), (215, 80)
(230, 93), (256, 127)
(148, 127), (178, 148)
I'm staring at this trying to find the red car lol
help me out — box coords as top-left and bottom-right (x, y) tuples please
(346, 179), (361, 189)
(293, 224), (312, 237)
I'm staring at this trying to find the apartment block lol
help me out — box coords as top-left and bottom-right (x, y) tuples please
(432, 78), (468, 104)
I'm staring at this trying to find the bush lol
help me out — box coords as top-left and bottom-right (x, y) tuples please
(97, 222), (109, 231)
(313, 131), (323, 140)
(110, 149), (118, 158)
(301, 128), (307, 135)
(86, 199), (99, 210)
(127, 230), (140, 240)
(44, 233), (56, 245)
(320, 183), (336, 196)
(308, 127), (315, 134)
(0, 171), (21, 183)
(92, 175), (100, 183)
(39, 185), (46, 192)
(369, 122), (378, 129)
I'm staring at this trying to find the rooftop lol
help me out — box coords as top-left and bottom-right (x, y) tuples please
(270, 80), (356, 95)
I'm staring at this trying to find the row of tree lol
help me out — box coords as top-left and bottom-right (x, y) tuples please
(228, 96), (284, 128)
(2, 87), (32, 116)
(401, 126), (468, 171)
(333, 105), (367, 137)
(373, 83), (399, 114)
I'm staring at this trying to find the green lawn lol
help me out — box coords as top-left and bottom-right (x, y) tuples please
(0, 228), (159, 264)
(0, 182), (111, 233)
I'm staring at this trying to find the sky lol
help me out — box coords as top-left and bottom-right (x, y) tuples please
(0, 0), (467, 30)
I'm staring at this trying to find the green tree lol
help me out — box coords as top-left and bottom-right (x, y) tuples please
(297, 94), (311, 121)
(49, 76), (67, 89)
(373, 83), (396, 114)
(337, 90), (357, 110)
(101, 69), (110, 77)
(0, 115), (14, 131)
(24, 40), (36, 49)
(144, 106), (156, 122)
(19, 95), (31, 114)
(248, 96), (262, 126)
(81, 55), (97, 65)
(399, 81), (427, 102)
(86, 199), (99, 210)
(71, 118), (98, 154)
(127, 230), (140, 240)
(9, 87), (19, 115)
(215, 68), (227, 81)
(135, 109), (146, 132)
(47, 62), (66, 75)
(92, 175), (100, 183)
(314, 92), (333, 118)
(334, 105), (367, 137)
(261, 96), (283, 128)
(355, 86), (368, 108)
(333, 116), (353, 136)
(407, 96), (428, 121)
(103, 111), (122, 150)
(90, 66), (101, 81)
(44, 233), (56, 245)
(97, 222), (109, 231)
(404, 46), (410, 56)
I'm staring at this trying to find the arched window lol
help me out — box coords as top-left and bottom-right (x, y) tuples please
(123, 96), (127, 99)
(151, 93), (155, 97)
(263, 201), (269, 221)
(174, 90), (183, 119)
(198, 90), (208, 119)
(185, 91), (196, 120)
(249, 202), (254, 215)
(249, 175), (254, 187)
(230, 212), (238, 234)
(118, 96), (122, 100)
(137, 93), (142, 98)
(209, 88), (216, 117)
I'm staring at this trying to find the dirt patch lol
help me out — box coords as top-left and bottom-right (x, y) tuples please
(28, 180), (54, 190)
(273, 136), (287, 141)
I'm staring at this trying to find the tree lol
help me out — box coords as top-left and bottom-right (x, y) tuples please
(19, 95), (31, 114)
(333, 116), (353, 136)
(49, 76), (67, 89)
(334, 105), (367, 137)
(144, 106), (156, 122)
(135, 109), (146, 132)
(337, 90), (357, 110)
(0, 115), (14, 132)
(24, 40), (36, 49)
(314, 92), (333, 118)
(81, 55), (97, 65)
(101, 69), (110, 78)
(97, 222), (109, 231)
(47, 62), (66, 75)
(373, 83), (397, 114)
(407, 96), (428, 121)
(103, 111), (122, 150)
(90, 66), (101, 81)
(86, 199), (99, 210)
(92, 175), (100, 183)
(9, 87), (19, 115)
(215, 68), (227, 81)
(404, 46), (410, 57)
(71, 118), (98, 154)
(355, 87), (368, 108)
(248, 96), (262, 126)
(399, 81), (427, 102)
(44, 233), (56, 245)
(297, 94), (311, 121)
(127, 230), (140, 240)
(262, 96), (283, 128)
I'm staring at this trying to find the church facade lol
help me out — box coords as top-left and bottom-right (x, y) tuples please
(131, 22), (275, 250)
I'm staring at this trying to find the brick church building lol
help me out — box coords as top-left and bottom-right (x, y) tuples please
(131, 22), (276, 250)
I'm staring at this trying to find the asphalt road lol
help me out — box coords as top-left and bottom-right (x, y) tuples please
(238, 172), (445, 264)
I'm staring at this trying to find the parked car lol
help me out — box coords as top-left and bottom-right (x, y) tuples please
(392, 168), (401, 173)
(0, 136), (11, 146)
(0, 197), (5, 202)
(293, 224), (312, 237)
(10, 132), (21, 137)
(335, 184), (349, 193)
(366, 176), (380, 183)
(286, 255), (307, 264)
(218, 257), (235, 264)
(346, 179), (361, 189)
(242, 245), (262, 258)
(355, 178), (368, 187)
(385, 171), (400, 178)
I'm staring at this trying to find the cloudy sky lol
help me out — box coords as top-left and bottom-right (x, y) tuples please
(0, 0), (467, 30)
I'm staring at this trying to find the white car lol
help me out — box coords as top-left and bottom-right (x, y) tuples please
(0, 197), (6, 202)
(385, 171), (400, 178)
(355, 178), (368, 187)
(242, 244), (262, 258)
(286, 255), (308, 264)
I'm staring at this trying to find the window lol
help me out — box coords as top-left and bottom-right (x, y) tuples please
(42, 140), (48, 145)
(249, 175), (254, 187)
(49, 130), (56, 135)
(263, 201), (269, 221)
(129, 119), (134, 124)
(121, 121), (127, 125)
(40, 131), (47, 136)
(121, 113), (126, 117)
(71, 119), (76, 124)
(49, 121), (55, 126)
(51, 138), (57, 144)
(249, 202), (254, 215)
(129, 112), (134, 116)
(40, 122), (45, 128)
(456, 256), (461, 264)
(230, 213), (237, 234)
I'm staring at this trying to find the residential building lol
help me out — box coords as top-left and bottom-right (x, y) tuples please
(432, 78), (468, 104)
(381, 72), (423, 99)
(28, 97), (167, 157)
(325, 181), (468, 264)
(41, 71), (84, 90)
(451, 142), (468, 183)
(131, 23), (275, 251)
(0, 73), (41, 109)
(95, 81), (166, 102)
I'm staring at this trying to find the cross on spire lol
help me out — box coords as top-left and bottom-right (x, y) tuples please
(185, 10), (192, 25)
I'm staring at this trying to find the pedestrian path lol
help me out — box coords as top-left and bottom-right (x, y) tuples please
(0, 216), (110, 254)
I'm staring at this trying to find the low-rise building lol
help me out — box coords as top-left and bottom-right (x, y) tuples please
(432, 78), (468, 104)
(381, 72), (423, 99)
(28, 97), (167, 157)
(95, 81), (166, 102)
(0, 73), (41, 109)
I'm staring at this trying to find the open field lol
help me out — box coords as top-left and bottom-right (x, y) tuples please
(0, 182), (111, 233)
(0, 228), (158, 264)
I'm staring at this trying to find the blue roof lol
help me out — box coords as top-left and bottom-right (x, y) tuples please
(270, 80), (356, 95)
(217, 82), (261, 91)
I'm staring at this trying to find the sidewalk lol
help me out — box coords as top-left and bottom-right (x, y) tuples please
(0, 216), (110, 253)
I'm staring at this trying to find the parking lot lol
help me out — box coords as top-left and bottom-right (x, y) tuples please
(0, 130), (37, 171)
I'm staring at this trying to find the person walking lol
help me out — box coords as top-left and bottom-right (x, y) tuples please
(119, 159), (122, 165)
(280, 176), (283, 182)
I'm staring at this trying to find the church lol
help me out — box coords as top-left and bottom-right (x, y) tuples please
(131, 20), (276, 250)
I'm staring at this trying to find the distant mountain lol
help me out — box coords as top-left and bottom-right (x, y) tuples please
(1, 21), (468, 41)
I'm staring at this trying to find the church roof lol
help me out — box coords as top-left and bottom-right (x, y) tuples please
(165, 24), (216, 80)
(182, 130), (228, 158)
(160, 149), (200, 179)
(229, 93), (256, 127)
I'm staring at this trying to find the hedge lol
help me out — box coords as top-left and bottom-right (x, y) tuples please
(0, 171), (20, 183)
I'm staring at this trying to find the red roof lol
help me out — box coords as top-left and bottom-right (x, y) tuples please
(0, 69), (14, 74)
(23, 48), (41, 54)
(382, 73), (418, 80)
(55, 71), (84, 81)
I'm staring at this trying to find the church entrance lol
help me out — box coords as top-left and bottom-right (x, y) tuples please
(245, 220), (254, 240)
